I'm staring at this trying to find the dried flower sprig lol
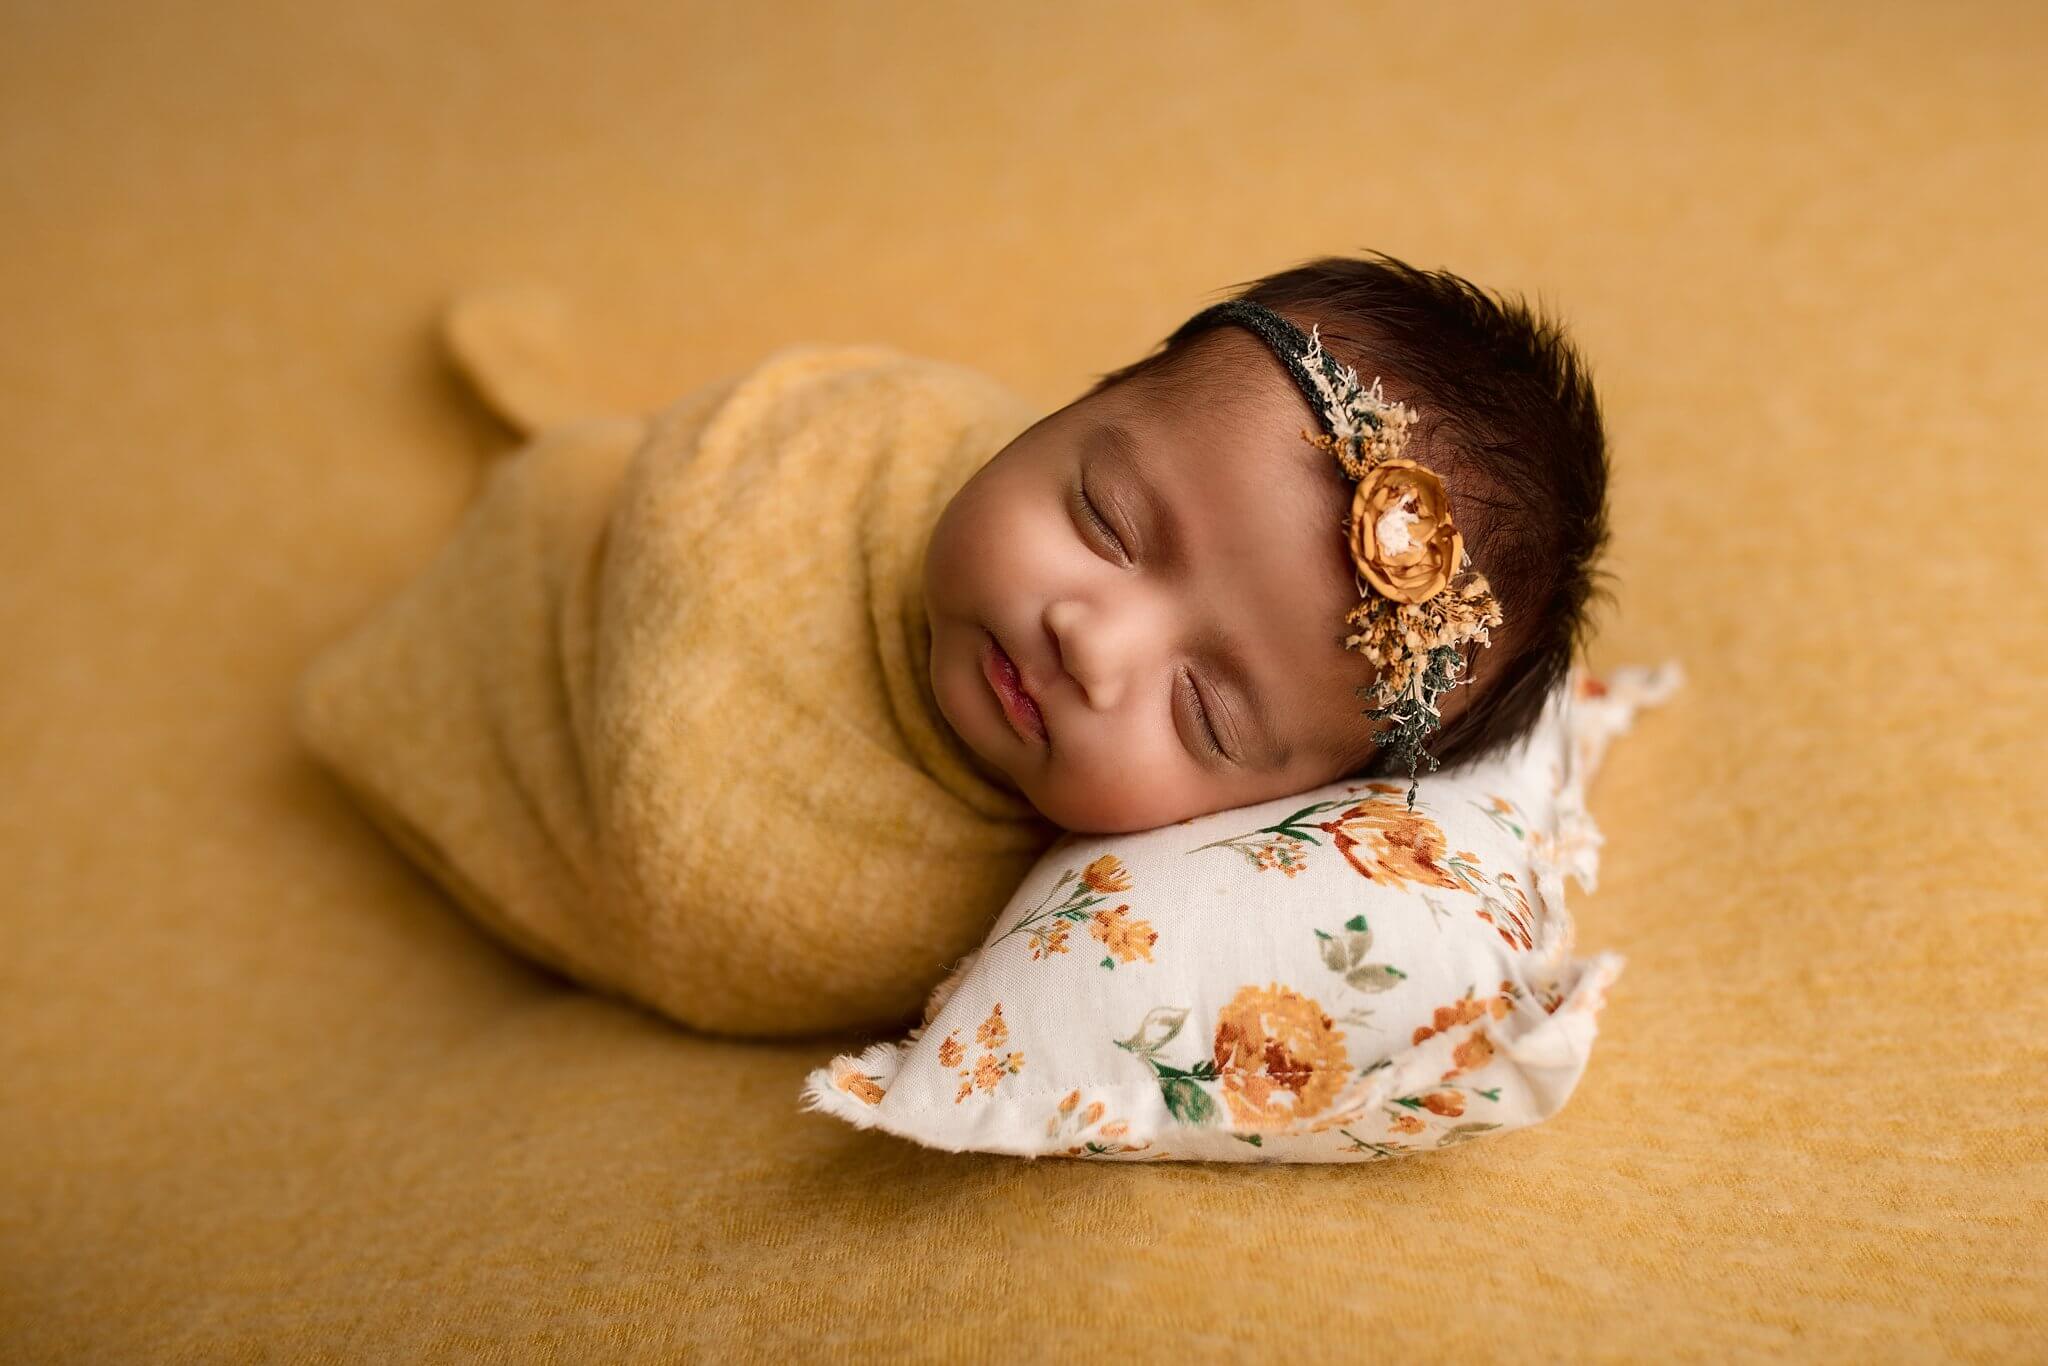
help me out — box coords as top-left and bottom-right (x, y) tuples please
(1297, 323), (1503, 809)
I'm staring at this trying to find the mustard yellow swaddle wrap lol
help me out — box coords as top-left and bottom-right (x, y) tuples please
(291, 289), (1060, 1037)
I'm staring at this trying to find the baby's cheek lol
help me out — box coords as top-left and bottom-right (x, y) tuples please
(1043, 744), (1208, 835)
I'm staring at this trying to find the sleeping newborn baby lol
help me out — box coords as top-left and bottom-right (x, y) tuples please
(924, 261), (1608, 835)
(291, 252), (1609, 1038)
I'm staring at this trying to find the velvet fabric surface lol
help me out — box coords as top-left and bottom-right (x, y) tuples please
(3, 2), (2041, 1358)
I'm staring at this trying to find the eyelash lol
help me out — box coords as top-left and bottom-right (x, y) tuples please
(1079, 486), (1129, 563)
(1180, 669), (1230, 762)
(1076, 474), (1227, 765)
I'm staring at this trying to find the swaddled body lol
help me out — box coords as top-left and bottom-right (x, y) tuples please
(300, 258), (1616, 1040)
(293, 340), (1060, 1037)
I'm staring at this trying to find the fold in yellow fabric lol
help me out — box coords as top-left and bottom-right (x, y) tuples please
(291, 341), (1060, 1036)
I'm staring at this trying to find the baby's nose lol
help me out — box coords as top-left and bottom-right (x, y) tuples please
(1045, 600), (1127, 712)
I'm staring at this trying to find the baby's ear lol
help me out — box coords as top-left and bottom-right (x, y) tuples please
(439, 283), (624, 439)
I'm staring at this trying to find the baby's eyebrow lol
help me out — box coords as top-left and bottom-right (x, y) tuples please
(1095, 420), (1292, 772)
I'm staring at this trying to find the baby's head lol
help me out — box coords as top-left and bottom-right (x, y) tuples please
(924, 253), (1612, 833)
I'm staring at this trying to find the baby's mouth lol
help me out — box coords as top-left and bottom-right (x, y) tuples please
(981, 630), (1047, 744)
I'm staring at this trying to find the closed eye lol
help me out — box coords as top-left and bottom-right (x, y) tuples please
(1075, 478), (1130, 564)
(1179, 669), (1232, 763)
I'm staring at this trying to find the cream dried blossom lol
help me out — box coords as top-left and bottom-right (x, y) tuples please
(1342, 571), (1504, 706)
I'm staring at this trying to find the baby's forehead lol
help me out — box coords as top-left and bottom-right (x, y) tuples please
(1101, 373), (1349, 553)
(1106, 338), (1487, 552)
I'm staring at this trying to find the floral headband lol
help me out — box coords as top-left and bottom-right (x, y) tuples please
(1165, 300), (1504, 809)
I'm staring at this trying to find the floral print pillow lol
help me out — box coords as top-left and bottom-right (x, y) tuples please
(802, 661), (1682, 1163)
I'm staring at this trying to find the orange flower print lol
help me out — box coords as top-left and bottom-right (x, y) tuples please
(1027, 923), (1071, 960)
(830, 1061), (885, 1106)
(1196, 785), (1460, 890)
(955, 1051), (1025, 1102)
(976, 1003), (1009, 1049)
(1043, 1089), (1152, 1156)
(1089, 904), (1158, 966)
(1190, 799), (1343, 875)
(994, 858), (1150, 965)
(1334, 1130), (1420, 1160)
(1321, 784), (1463, 891)
(1412, 983), (1517, 1046)
(947, 1003), (1025, 1103)
(1115, 993), (1356, 1143)
(972, 1053), (1016, 1093)
(1444, 1031), (1495, 1081)
(1576, 672), (1609, 699)
(1082, 855), (1132, 894)
(1474, 873), (1535, 951)
(1253, 835), (1310, 877)
(1476, 793), (1528, 841)
(1503, 874), (1534, 931)
(1377, 995), (1514, 1146)
(1211, 984), (1352, 1129)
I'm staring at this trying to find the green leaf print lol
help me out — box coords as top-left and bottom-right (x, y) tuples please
(1345, 964), (1407, 993)
(1316, 919), (1405, 996)
(1116, 1005), (1189, 1058)
(1161, 1075), (1216, 1126)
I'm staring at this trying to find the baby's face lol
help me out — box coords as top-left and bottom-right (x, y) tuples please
(924, 329), (1420, 833)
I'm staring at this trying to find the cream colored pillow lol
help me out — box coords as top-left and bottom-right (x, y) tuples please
(802, 661), (1681, 1162)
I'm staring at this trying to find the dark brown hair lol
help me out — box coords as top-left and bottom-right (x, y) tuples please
(1081, 251), (1615, 778)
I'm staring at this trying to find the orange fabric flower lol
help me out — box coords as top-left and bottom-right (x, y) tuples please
(1088, 905), (1158, 964)
(1210, 984), (1351, 1129)
(975, 1003), (1008, 1049)
(1447, 1032), (1495, 1078)
(1323, 790), (1463, 892)
(1081, 855), (1132, 894)
(834, 1070), (885, 1105)
(1347, 459), (1462, 604)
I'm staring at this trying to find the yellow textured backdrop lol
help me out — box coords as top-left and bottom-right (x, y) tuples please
(2, 2), (2042, 1359)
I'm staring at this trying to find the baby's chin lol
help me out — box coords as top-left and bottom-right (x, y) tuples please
(927, 692), (1020, 805)
(965, 746), (1031, 805)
